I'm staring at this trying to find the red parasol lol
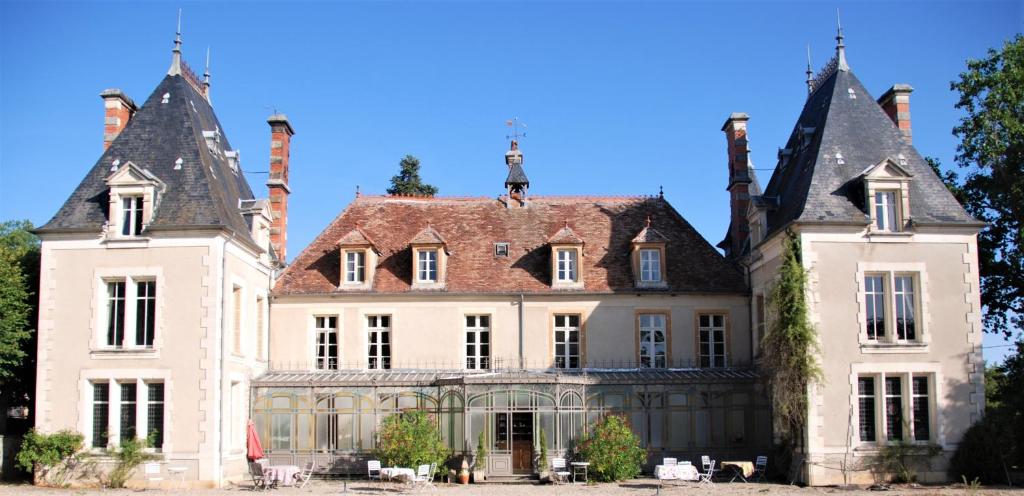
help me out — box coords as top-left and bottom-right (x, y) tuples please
(246, 419), (264, 461)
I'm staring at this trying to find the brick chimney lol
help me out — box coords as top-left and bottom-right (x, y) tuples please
(100, 89), (137, 150)
(266, 114), (295, 263)
(878, 84), (913, 143)
(722, 113), (752, 258)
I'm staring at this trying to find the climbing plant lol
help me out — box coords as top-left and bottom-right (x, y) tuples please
(759, 231), (822, 446)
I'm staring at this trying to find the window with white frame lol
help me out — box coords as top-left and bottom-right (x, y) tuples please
(147, 383), (165, 449)
(639, 249), (661, 283)
(556, 249), (577, 282)
(874, 191), (899, 232)
(465, 315), (490, 370)
(90, 380), (165, 450)
(103, 277), (156, 349)
(857, 373), (933, 444)
(345, 251), (366, 283)
(638, 313), (667, 368)
(417, 249), (438, 282)
(863, 272), (920, 343)
(315, 316), (339, 370)
(553, 314), (581, 369)
(121, 196), (144, 236)
(698, 313), (727, 368)
(367, 315), (391, 370)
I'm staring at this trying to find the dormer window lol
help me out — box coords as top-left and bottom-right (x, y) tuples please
(631, 217), (668, 288)
(861, 158), (913, 235)
(548, 223), (584, 289)
(639, 249), (661, 282)
(338, 226), (379, 290)
(556, 249), (578, 282)
(121, 196), (144, 236)
(345, 251), (366, 283)
(417, 249), (438, 282)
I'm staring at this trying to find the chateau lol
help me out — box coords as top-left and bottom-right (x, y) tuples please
(33, 23), (983, 487)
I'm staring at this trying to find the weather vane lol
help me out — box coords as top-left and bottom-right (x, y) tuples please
(505, 117), (527, 142)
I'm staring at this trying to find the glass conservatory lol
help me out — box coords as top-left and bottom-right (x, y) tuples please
(251, 369), (770, 475)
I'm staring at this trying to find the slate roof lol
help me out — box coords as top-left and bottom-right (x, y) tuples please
(274, 195), (746, 295)
(758, 58), (979, 239)
(38, 73), (258, 244)
(505, 163), (530, 186)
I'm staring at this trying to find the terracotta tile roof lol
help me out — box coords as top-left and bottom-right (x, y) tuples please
(547, 223), (584, 245)
(632, 218), (670, 243)
(274, 195), (746, 295)
(337, 225), (378, 250)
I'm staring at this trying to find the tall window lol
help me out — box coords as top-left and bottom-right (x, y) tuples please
(232, 286), (242, 355)
(417, 250), (437, 282)
(874, 191), (898, 231)
(255, 296), (265, 360)
(120, 382), (137, 443)
(92, 383), (110, 448)
(345, 251), (365, 283)
(135, 281), (156, 347)
(147, 383), (165, 449)
(639, 249), (661, 282)
(698, 313), (726, 368)
(367, 315), (391, 370)
(894, 275), (916, 341)
(755, 295), (766, 350)
(553, 314), (581, 369)
(465, 315), (490, 370)
(912, 376), (930, 441)
(858, 377), (876, 443)
(865, 275), (886, 340)
(638, 313), (666, 368)
(315, 316), (339, 370)
(556, 249), (577, 282)
(121, 196), (144, 236)
(106, 280), (126, 347)
(885, 376), (903, 441)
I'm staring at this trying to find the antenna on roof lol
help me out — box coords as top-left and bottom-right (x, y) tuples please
(505, 117), (527, 142)
(805, 44), (814, 93)
(835, 8), (849, 71)
(168, 9), (183, 76)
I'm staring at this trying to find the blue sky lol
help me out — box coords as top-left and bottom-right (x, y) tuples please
(1, 1), (1020, 362)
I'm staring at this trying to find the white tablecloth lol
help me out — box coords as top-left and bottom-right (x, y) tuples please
(655, 464), (699, 481)
(380, 467), (415, 481)
(264, 465), (300, 486)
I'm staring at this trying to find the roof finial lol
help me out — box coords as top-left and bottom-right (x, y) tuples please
(645, 216), (652, 228)
(805, 44), (814, 93)
(658, 185), (664, 198)
(564, 219), (569, 229)
(835, 8), (849, 71)
(355, 185), (361, 198)
(168, 9), (183, 76)
(202, 46), (212, 98)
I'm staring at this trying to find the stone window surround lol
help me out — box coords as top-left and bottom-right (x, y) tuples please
(105, 163), (163, 240)
(864, 161), (913, 235)
(855, 262), (930, 353)
(91, 267), (164, 357)
(410, 244), (447, 289)
(694, 309), (731, 368)
(78, 369), (172, 454)
(337, 246), (377, 290)
(550, 245), (584, 289)
(848, 362), (945, 450)
(363, 311), (394, 370)
(313, 314), (340, 371)
(634, 309), (672, 368)
(548, 309), (587, 369)
(631, 243), (667, 288)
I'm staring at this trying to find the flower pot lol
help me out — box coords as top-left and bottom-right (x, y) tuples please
(472, 470), (485, 483)
(458, 470), (470, 484)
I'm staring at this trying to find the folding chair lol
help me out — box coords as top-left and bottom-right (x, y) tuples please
(551, 458), (571, 484)
(249, 461), (276, 491)
(410, 464), (433, 490)
(751, 456), (768, 482)
(367, 460), (382, 481)
(698, 458), (716, 485)
(296, 461), (316, 488)
(701, 455), (712, 472)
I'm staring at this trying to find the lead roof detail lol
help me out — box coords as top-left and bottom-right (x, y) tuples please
(274, 195), (746, 295)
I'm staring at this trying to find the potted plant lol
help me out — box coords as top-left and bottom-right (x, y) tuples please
(473, 432), (487, 482)
(459, 457), (470, 484)
(536, 430), (550, 482)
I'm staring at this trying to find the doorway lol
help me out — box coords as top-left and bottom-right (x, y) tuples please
(511, 413), (533, 474)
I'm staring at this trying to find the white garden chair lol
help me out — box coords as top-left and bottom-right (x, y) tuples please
(296, 461), (316, 488)
(367, 460), (381, 481)
(698, 458), (716, 485)
(752, 455), (768, 482)
(551, 458), (570, 484)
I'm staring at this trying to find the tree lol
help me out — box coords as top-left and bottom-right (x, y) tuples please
(373, 410), (448, 475)
(0, 220), (37, 405)
(575, 414), (646, 482)
(387, 155), (438, 196)
(950, 35), (1024, 338)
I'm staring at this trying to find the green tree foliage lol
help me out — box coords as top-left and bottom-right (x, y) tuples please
(950, 35), (1024, 338)
(474, 431), (487, 471)
(537, 429), (548, 472)
(576, 414), (645, 482)
(387, 155), (438, 196)
(759, 231), (822, 445)
(0, 220), (38, 395)
(16, 429), (83, 485)
(373, 410), (449, 475)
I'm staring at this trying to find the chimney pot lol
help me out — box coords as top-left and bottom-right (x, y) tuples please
(100, 89), (137, 150)
(878, 84), (913, 143)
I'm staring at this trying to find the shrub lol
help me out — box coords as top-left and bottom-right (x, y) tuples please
(474, 431), (487, 471)
(537, 430), (548, 472)
(105, 435), (157, 488)
(576, 414), (646, 482)
(16, 429), (84, 486)
(374, 410), (449, 475)
(872, 439), (940, 483)
(950, 411), (1017, 485)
